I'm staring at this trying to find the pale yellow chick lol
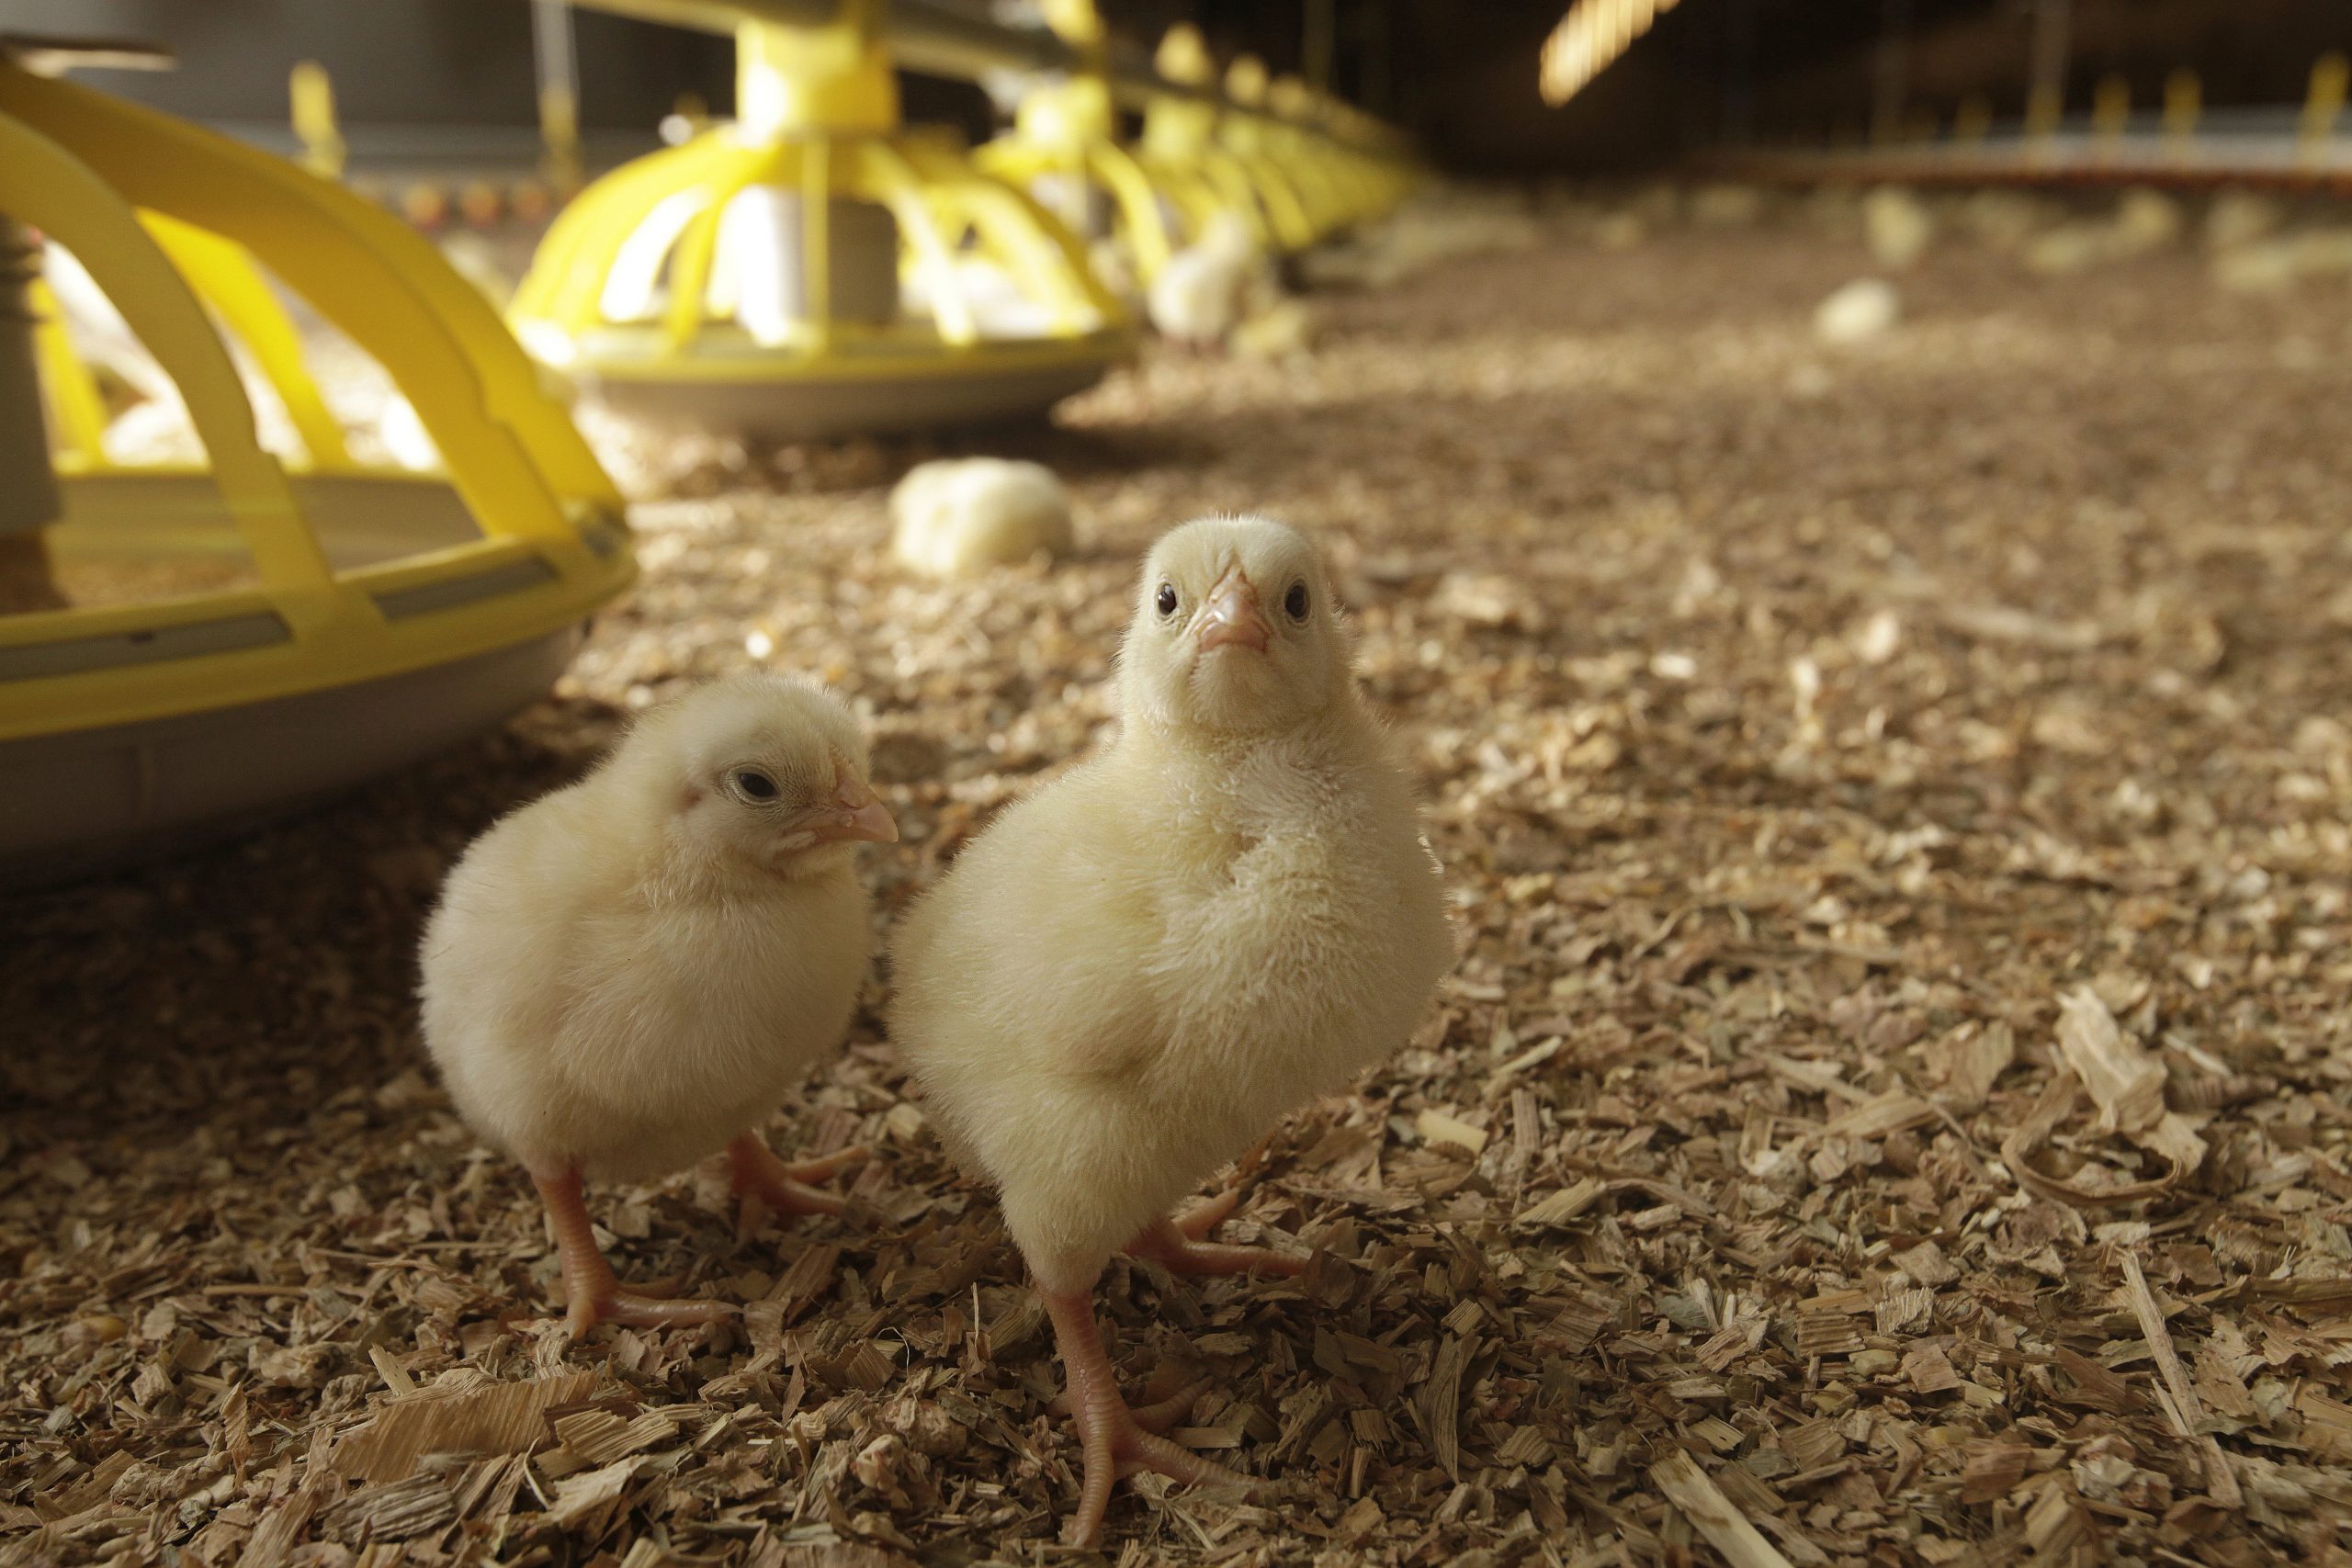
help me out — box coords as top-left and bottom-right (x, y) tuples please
(1146, 211), (1275, 348)
(891, 515), (1454, 1546)
(419, 674), (898, 1337)
(888, 457), (1074, 579)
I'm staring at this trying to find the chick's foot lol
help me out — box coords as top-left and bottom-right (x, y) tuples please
(533, 1171), (734, 1339)
(729, 1133), (867, 1232)
(1124, 1209), (1306, 1278)
(1044, 1290), (1255, 1547)
(1048, 1374), (1213, 1433)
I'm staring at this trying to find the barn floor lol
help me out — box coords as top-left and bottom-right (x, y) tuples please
(6, 190), (2352, 1568)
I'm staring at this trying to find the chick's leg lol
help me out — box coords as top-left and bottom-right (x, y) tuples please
(1043, 1284), (1254, 1548)
(532, 1170), (734, 1339)
(727, 1133), (868, 1232)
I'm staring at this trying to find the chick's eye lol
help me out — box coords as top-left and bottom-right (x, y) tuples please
(733, 770), (778, 801)
(1283, 581), (1310, 621)
(1155, 582), (1179, 617)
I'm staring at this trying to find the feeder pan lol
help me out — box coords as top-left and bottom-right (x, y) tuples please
(972, 0), (1230, 288)
(508, 1), (1133, 440)
(0, 45), (634, 887)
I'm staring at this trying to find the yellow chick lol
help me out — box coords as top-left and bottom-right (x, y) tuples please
(891, 515), (1454, 1546)
(1230, 298), (1319, 361)
(1863, 186), (1934, 271)
(888, 457), (1074, 580)
(418, 675), (898, 1337)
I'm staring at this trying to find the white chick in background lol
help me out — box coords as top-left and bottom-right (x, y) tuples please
(1147, 210), (1273, 348)
(1230, 297), (1319, 360)
(1863, 186), (1934, 270)
(1814, 276), (1901, 344)
(418, 675), (898, 1337)
(2110, 188), (2184, 255)
(2204, 189), (2283, 252)
(891, 515), (1454, 1547)
(888, 457), (1074, 580)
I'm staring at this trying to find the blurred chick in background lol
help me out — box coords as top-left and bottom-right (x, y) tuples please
(888, 457), (1075, 579)
(1147, 210), (1280, 350)
(418, 675), (898, 1337)
(892, 516), (1454, 1546)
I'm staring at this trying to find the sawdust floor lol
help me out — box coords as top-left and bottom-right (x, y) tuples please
(6, 200), (2352, 1568)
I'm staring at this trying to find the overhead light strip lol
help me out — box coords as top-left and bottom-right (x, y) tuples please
(1540, 0), (1683, 106)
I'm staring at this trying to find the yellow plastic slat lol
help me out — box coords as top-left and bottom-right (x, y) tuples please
(0, 63), (622, 554)
(26, 276), (109, 467)
(1072, 142), (1165, 278)
(859, 139), (977, 346)
(144, 212), (353, 472)
(662, 168), (740, 351)
(797, 136), (831, 342)
(0, 108), (338, 633)
(518, 132), (748, 330)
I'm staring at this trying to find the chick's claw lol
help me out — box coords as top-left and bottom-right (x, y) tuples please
(1045, 1292), (1255, 1548)
(1047, 1374), (1212, 1434)
(1128, 1376), (1216, 1435)
(563, 1288), (736, 1340)
(1172, 1185), (1245, 1236)
(728, 1134), (867, 1232)
(533, 1170), (735, 1340)
(1125, 1213), (1307, 1278)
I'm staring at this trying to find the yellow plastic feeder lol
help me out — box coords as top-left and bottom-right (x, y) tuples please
(972, 0), (1227, 288)
(1219, 55), (1355, 245)
(0, 47), (634, 886)
(1145, 27), (1314, 254)
(1269, 73), (1414, 230)
(508, 0), (1132, 439)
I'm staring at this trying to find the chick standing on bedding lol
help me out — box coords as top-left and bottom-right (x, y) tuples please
(891, 516), (1453, 1546)
(418, 675), (898, 1337)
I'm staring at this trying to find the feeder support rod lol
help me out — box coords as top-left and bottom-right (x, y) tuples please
(556, 0), (1383, 135)
(0, 216), (61, 542)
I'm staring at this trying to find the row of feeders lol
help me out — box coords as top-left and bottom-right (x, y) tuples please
(506, 0), (1418, 437)
(0, 2), (1417, 885)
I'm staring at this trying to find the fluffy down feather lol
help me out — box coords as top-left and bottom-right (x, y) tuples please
(888, 457), (1074, 580)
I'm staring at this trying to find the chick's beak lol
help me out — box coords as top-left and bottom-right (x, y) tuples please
(807, 775), (899, 844)
(1195, 570), (1270, 654)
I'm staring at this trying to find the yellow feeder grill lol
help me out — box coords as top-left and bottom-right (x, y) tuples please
(1270, 74), (1417, 229)
(0, 51), (634, 886)
(1145, 26), (1315, 254)
(509, 0), (1133, 440)
(972, 0), (1227, 288)
(1220, 56), (1353, 244)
